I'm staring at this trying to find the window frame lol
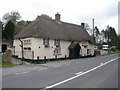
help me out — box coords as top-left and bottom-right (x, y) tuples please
(87, 49), (91, 55)
(54, 48), (61, 55)
(54, 39), (60, 46)
(82, 41), (89, 46)
(43, 38), (49, 45)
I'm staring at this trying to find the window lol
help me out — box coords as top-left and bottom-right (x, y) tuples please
(82, 41), (89, 46)
(23, 39), (31, 45)
(87, 49), (91, 55)
(54, 39), (60, 46)
(43, 38), (49, 45)
(24, 47), (31, 50)
(54, 48), (61, 55)
(80, 49), (82, 55)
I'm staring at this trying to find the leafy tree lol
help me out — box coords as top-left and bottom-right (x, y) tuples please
(111, 35), (120, 49)
(95, 26), (100, 37)
(26, 20), (32, 25)
(101, 26), (117, 45)
(109, 27), (117, 41)
(37, 14), (52, 19)
(94, 26), (100, 43)
(2, 11), (21, 24)
(14, 20), (32, 35)
(0, 21), (2, 40)
(2, 21), (15, 40)
(105, 26), (117, 46)
(95, 42), (102, 49)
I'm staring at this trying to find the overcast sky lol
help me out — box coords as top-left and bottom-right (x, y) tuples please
(0, 0), (119, 33)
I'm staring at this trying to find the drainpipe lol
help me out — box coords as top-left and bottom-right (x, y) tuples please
(19, 38), (24, 64)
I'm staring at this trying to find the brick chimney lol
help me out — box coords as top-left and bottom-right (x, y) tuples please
(81, 23), (85, 28)
(55, 12), (61, 21)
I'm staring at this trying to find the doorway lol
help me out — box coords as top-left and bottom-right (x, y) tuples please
(2, 44), (7, 53)
(68, 42), (81, 59)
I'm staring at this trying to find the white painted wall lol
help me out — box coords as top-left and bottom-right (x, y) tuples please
(13, 37), (94, 59)
(31, 38), (71, 59)
(79, 42), (94, 56)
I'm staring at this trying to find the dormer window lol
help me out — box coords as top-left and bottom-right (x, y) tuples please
(54, 39), (60, 46)
(43, 38), (49, 45)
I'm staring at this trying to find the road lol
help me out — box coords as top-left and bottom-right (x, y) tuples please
(2, 54), (119, 89)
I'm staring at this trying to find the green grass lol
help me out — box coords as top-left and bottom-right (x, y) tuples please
(0, 61), (16, 67)
(29, 61), (46, 64)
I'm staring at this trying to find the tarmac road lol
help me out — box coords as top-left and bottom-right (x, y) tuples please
(2, 54), (119, 89)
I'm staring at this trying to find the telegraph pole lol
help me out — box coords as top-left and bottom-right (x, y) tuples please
(19, 38), (24, 64)
(93, 18), (95, 42)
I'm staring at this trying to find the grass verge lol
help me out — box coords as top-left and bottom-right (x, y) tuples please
(29, 61), (46, 64)
(0, 61), (16, 67)
(100, 50), (120, 56)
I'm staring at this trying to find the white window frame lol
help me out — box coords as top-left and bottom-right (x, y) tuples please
(87, 49), (91, 55)
(80, 49), (82, 55)
(43, 38), (49, 45)
(23, 39), (31, 45)
(82, 41), (89, 46)
(54, 39), (60, 46)
(54, 48), (61, 55)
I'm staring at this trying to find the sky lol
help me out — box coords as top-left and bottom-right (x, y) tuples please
(0, 0), (119, 34)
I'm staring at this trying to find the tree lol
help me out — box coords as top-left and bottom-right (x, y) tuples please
(95, 26), (100, 37)
(94, 26), (100, 43)
(2, 21), (15, 40)
(26, 20), (32, 25)
(14, 20), (32, 35)
(101, 26), (117, 45)
(0, 21), (2, 40)
(104, 26), (117, 46)
(2, 11), (21, 24)
(111, 35), (120, 49)
(37, 14), (52, 19)
(83, 23), (93, 35)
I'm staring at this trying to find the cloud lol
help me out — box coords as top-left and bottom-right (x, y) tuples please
(0, 0), (118, 34)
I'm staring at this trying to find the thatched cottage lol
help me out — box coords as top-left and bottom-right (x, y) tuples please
(13, 13), (94, 60)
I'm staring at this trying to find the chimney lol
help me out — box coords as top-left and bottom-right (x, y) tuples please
(81, 23), (85, 28)
(55, 12), (61, 21)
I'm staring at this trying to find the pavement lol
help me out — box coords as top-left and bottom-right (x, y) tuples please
(2, 53), (119, 88)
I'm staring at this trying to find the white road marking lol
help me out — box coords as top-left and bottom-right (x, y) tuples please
(16, 73), (20, 75)
(100, 63), (104, 66)
(45, 57), (119, 89)
(16, 71), (29, 75)
(75, 71), (83, 75)
(20, 71), (29, 74)
(38, 68), (47, 71)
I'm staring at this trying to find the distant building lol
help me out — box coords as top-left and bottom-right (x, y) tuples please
(13, 13), (94, 60)
(102, 45), (109, 50)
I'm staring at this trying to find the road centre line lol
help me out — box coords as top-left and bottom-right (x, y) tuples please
(75, 71), (83, 75)
(45, 57), (119, 89)
(38, 68), (47, 71)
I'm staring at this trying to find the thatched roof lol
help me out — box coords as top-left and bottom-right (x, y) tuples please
(14, 17), (94, 43)
(68, 42), (81, 49)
